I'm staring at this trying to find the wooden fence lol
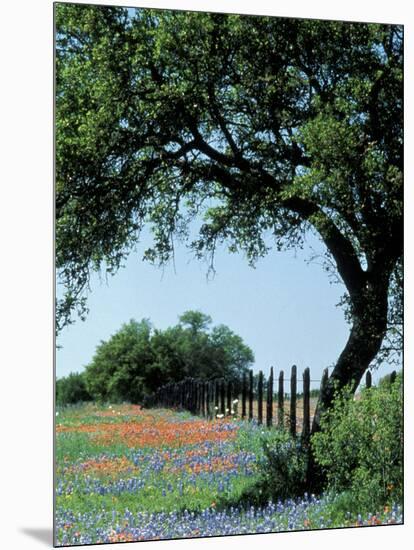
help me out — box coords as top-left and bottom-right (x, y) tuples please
(146, 367), (397, 443)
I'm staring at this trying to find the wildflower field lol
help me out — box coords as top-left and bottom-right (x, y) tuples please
(55, 403), (402, 546)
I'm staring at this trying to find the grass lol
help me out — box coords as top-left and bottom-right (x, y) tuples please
(55, 402), (402, 546)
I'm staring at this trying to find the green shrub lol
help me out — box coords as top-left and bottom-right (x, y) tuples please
(261, 429), (309, 500)
(56, 372), (92, 406)
(237, 428), (308, 506)
(311, 372), (402, 509)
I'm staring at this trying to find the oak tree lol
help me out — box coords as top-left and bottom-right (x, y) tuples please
(56, 5), (403, 431)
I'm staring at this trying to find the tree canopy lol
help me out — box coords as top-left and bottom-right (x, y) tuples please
(56, 5), (403, 427)
(56, 371), (92, 406)
(82, 311), (254, 403)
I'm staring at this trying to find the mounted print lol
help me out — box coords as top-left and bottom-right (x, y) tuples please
(55, 1), (403, 546)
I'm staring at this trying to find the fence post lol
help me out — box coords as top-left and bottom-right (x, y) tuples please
(321, 368), (329, 396)
(242, 372), (247, 419)
(290, 365), (297, 438)
(188, 379), (192, 412)
(249, 370), (254, 421)
(365, 370), (372, 389)
(196, 379), (200, 414)
(194, 380), (198, 414)
(197, 381), (201, 415)
(214, 379), (219, 412)
(189, 378), (193, 412)
(187, 378), (191, 411)
(278, 370), (284, 428)
(316, 367), (330, 426)
(200, 381), (205, 416)
(226, 381), (232, 414)
(266, 367), (273, 427)
(192, 378), (196, 413)
(204, 380), (210, 418)
(258, 370), (263, 425)
(220, 379), (226, 415)
(198, 380), (202, 414)
(302, 367), (310, 444)
(180, 382), (183, 408)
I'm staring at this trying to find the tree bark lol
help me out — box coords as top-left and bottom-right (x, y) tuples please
(307, 273), (391, 491)
(312, 275), (390, 435)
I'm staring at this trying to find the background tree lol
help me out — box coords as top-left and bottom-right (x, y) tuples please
(56, 5), (403, 430)
(152, 311), (253, 384)
(82, 311), (253, 402)
(56, 371), (92, 406)
(148, 325), (187, 390)
(209, 324), (255, 390)
(84, 319), (153, 402)
(179, 311), (212, 334)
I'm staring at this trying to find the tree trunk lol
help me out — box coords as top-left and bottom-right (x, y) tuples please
(312, 278), (389, 435)
(307, 275), (390, 491)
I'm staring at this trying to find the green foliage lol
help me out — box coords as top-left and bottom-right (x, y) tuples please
(311, 373), (403, 509)
(259, 430), (308, 501)
(84, 319), (152, 403)
(56, 6), (402, 344)
(56, 371), (92, 405)
(179, 311), (212, 333)
(236, 426), (308, 506)
(82, 311), (253, 402)
(378, 371), (397, 387)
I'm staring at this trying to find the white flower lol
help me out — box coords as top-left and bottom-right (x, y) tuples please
(232, 399), (239, 405)
(226, 408), (229, 412)
(231, 410), (235, 415)
(216, 413), (224, 419)
(108, 405), (112, 409)
(214, 406), (219, 410)
(55, 412), (59, 416)
(117, 412), (121, 415)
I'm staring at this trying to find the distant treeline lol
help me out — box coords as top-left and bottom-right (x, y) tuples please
(56, 310), (254, 406)
(56, 308), (398, 407)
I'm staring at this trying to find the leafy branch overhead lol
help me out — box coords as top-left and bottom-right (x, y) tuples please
(56, 5), (402, 423)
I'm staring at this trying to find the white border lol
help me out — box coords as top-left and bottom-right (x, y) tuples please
(1, 1), (412, 549)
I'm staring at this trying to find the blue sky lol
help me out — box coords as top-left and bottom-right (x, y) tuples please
(56, 226), (398, 390)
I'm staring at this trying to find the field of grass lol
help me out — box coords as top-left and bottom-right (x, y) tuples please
(55, 403), (402, 545)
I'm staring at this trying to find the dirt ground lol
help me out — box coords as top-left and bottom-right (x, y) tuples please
(240, 397), (318, 433)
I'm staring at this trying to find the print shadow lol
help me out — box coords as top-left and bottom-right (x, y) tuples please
(20, 527), (54, 546)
